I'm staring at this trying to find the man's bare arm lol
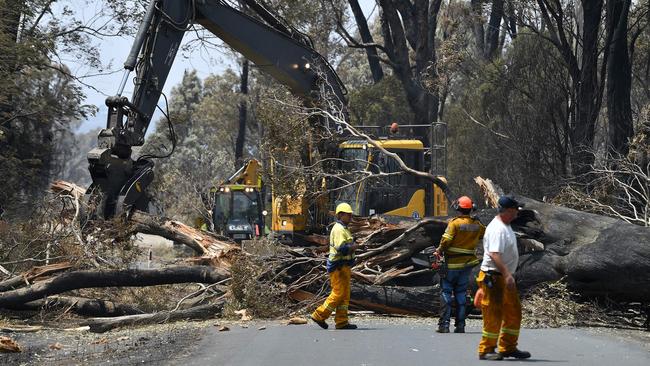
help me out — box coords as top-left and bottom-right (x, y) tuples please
(488, 252), (515, 289)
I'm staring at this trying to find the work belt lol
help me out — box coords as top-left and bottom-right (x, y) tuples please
(481, 270), (502, 289)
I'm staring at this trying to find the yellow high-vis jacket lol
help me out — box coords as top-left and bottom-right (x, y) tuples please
(327, 221), (355, 272)
(438, 215), (485, 269)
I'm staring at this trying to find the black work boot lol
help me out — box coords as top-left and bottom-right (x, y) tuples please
(336, 323), (357, 330)
(453, 326), (465, 333)
(478, 352), (503, 361)
(310, 316), (328, 329)
(438, 293), (452, 334)
(500, 349), (531, 359)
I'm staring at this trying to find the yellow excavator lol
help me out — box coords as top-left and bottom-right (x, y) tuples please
(335, 127), (448, 219)
(210, 159), (267, 242)
(272, 123), (449, 244)
(84, 0), (450, 244)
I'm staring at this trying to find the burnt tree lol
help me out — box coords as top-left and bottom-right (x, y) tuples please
(373, 0), (443, 137)
(234, 59), (249, 167)
(347, 0), (384, 83)
(606, 0), (634, 155)
(0, 266), (229, 308)
(534, 0), (606, 175)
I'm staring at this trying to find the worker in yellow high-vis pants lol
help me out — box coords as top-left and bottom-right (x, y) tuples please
(311, 202), (360, 330)
(477, 271), (523, 355)
(477, 196), (531, 361)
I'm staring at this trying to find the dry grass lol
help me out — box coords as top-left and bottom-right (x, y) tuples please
(77, 284), (205, 313)
(521, 279), (603, 328)
(224, 254), (290, 319)
(240, 237), (284, 257)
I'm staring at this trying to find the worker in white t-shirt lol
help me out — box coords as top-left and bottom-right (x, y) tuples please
(477, 196), (531, 361)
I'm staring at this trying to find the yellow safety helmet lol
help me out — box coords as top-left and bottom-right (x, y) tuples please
(335, 202), (353, 215)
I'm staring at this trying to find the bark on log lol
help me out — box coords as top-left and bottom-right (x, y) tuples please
(0, 266), (229, 308)
(12, 296), (144, 317)
(0, 262), (72, 292)
(360, 228), (443, 269)
(289, 285), (444, 316)
(83, 300), (225, 333)
(509, 197), (650, 301)
(350, 298), (420, 315)
(350, 283), (440, 315)
(358, 218), (443, 259)
(288, 289), (425, 315)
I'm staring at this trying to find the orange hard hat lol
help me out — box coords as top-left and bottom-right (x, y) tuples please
(457, 196), (473, 209)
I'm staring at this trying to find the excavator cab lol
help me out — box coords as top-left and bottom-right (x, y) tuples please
(210, 159), (267, 242)
(212, 186), (265, 242)
(334, 124), (448, 219)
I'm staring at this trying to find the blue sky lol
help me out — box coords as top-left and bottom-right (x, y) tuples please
(76, 0), (378, 134)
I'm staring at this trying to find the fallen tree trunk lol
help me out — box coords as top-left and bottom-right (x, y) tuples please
(472, 179), (650, 301)
(0, 266), (229, 308)
(350, 283), (440, 315)
(290, 285), (443, 315)
(12, 296), (144, 317)
(129, 211), (238, 256)
(288, 289), (422, 315)
(511, 197), (650, 301)
(83, 300), (225, 333)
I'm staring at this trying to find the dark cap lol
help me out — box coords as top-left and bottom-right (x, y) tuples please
(498, 195), (524, 209)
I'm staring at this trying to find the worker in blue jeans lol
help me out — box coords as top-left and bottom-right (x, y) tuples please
(434, 196), (485, 333)
(439, 267), (474, 332)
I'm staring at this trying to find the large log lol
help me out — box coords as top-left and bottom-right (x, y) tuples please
(0, 266), (229, 308)
(83, 300), (225, 333)
(510, 197), (650, 301)
(129, 211), (239, 256)
(288, 283), (440, 315)
(350, 283), (441, 315)
(12, 296), (144, 317)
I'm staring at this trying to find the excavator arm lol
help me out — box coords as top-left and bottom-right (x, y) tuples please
(87, 0), (346, 218)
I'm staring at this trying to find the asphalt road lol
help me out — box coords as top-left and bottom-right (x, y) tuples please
(171, 318), (649, 366)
